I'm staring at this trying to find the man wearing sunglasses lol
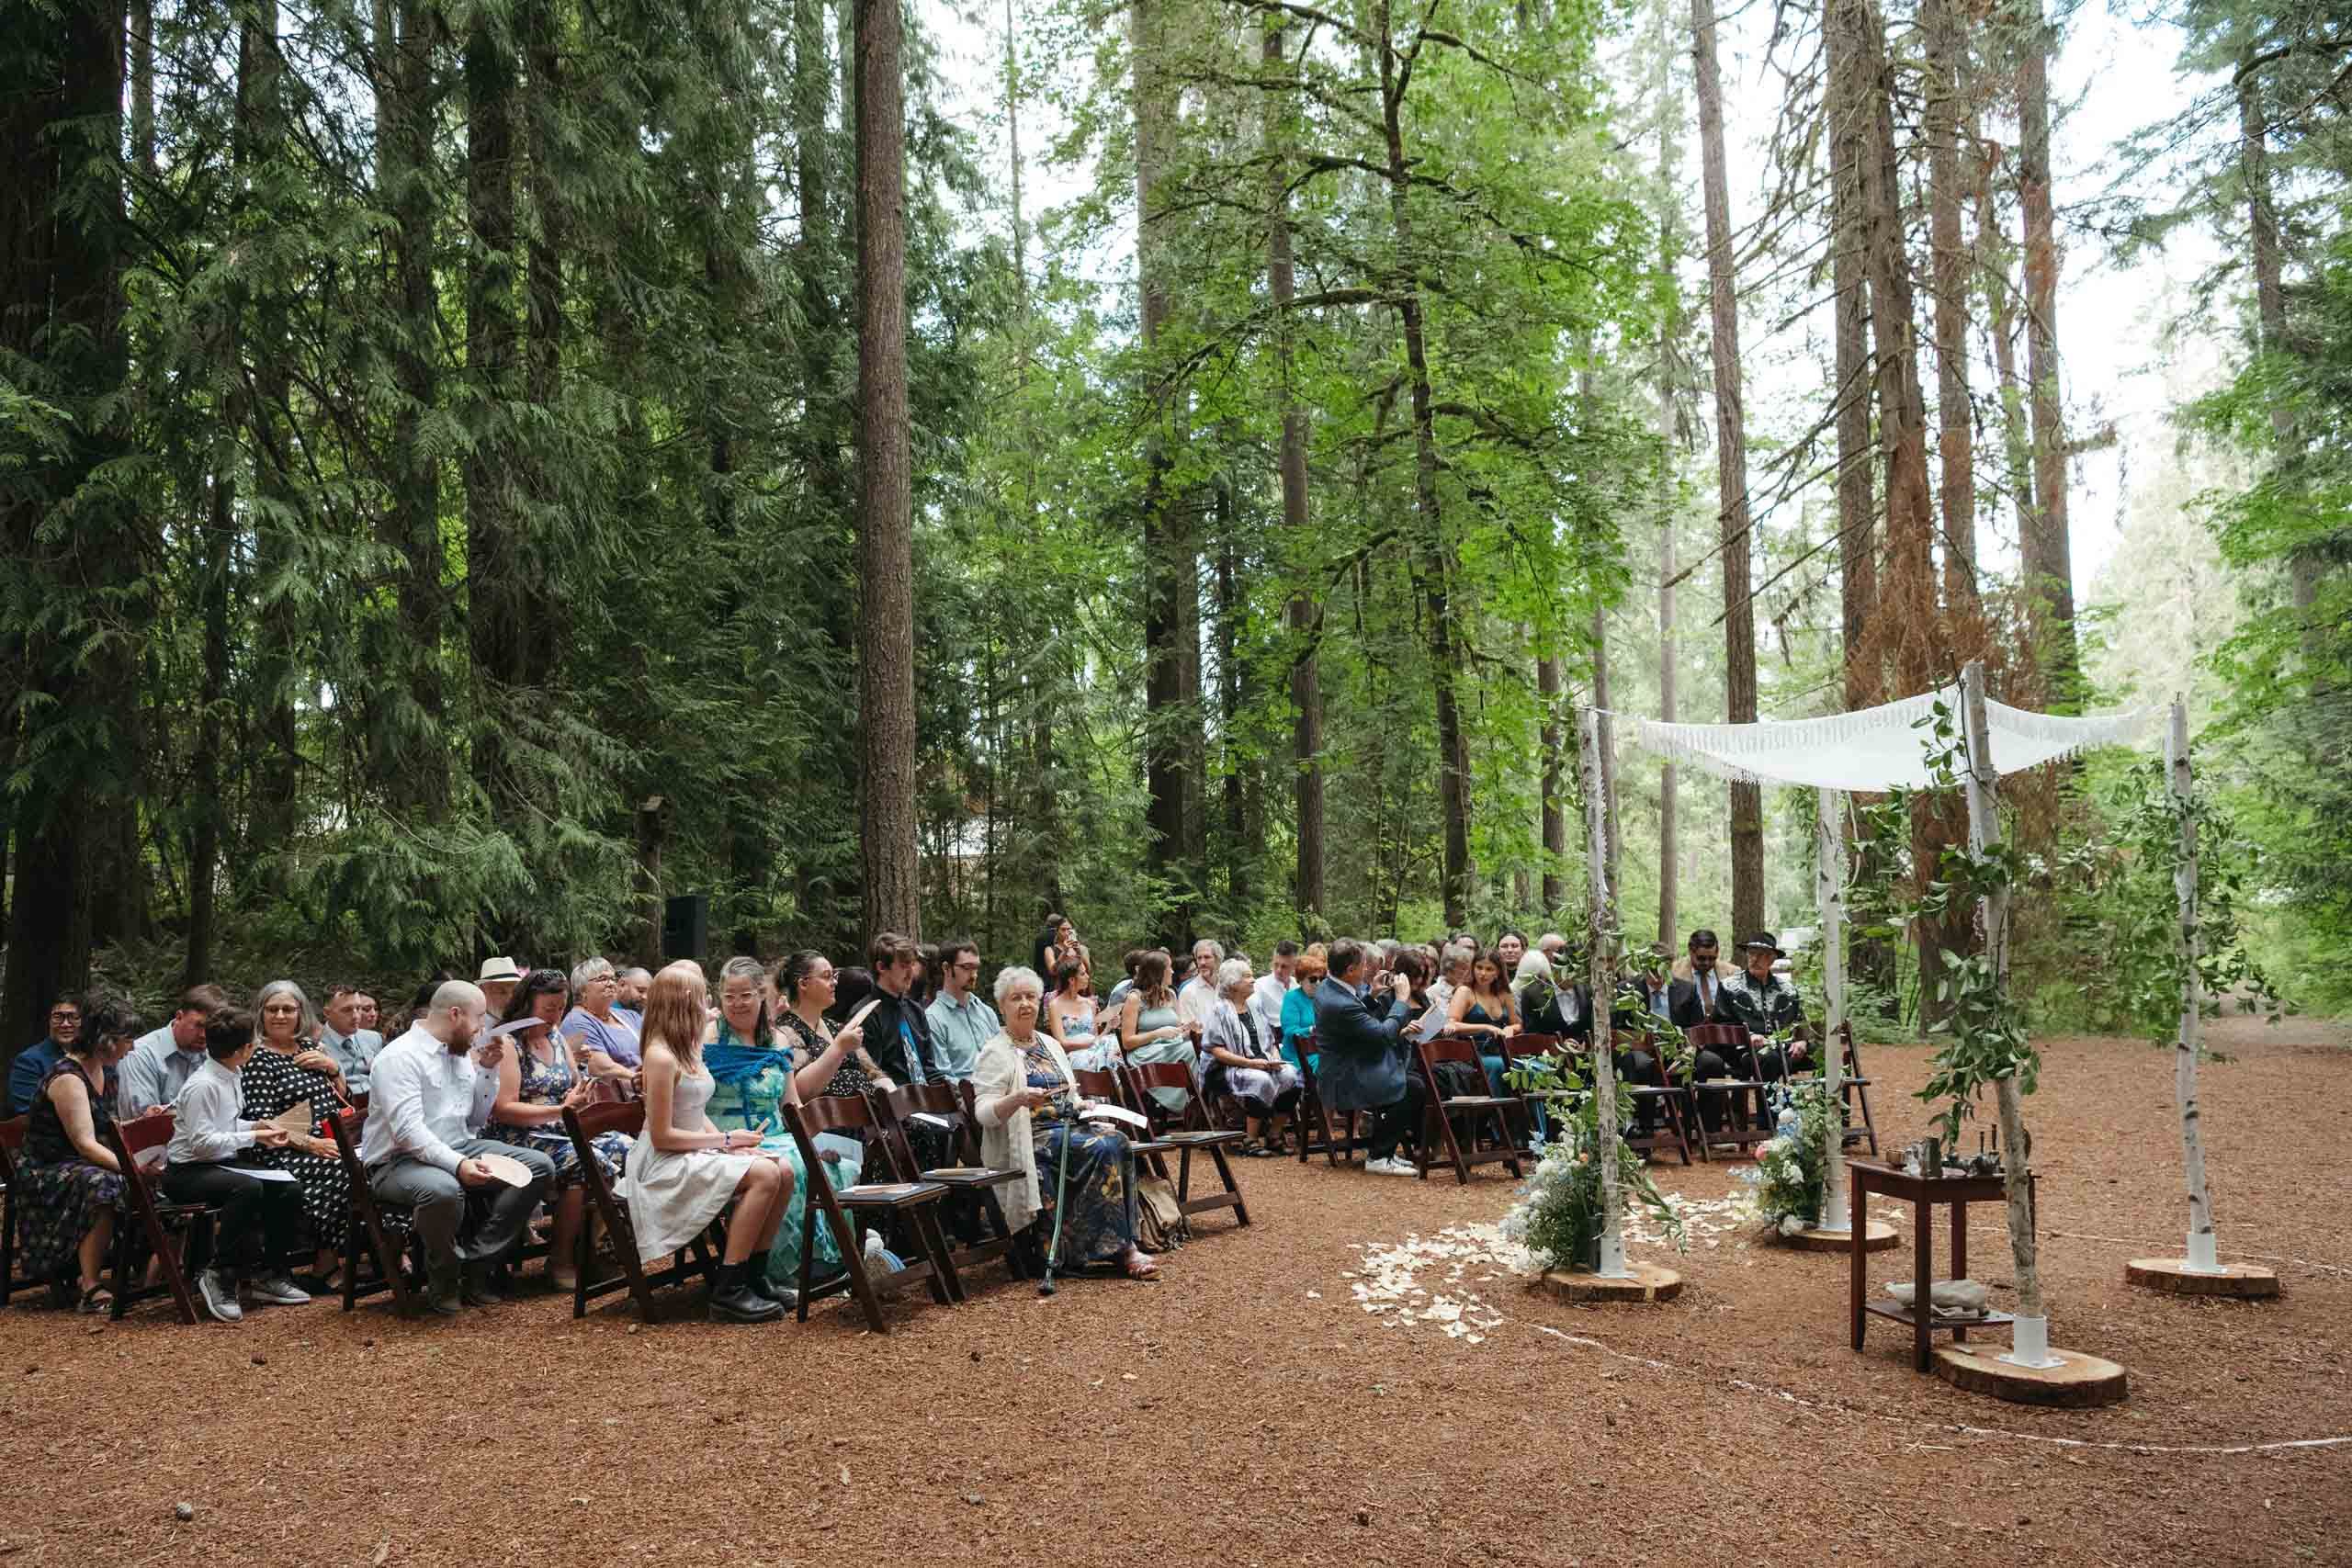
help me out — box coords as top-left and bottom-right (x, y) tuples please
(6, 997), (90, 1116)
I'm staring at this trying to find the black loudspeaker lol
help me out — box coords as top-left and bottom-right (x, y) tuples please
(662, 894), (708, 963)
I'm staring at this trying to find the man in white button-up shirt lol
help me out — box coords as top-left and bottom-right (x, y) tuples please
(359, 979), (555, 1314)
(163, 1009), (310, 1321)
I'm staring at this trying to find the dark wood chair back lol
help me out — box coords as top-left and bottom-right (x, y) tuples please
(559, 1100), (720, 1321)
(780, 1098), (955, 1331)
(102, 1111), (201, 1323)
(1287, 1033), (1363, 1167)
(872, 1082), (1026, 1284)
(1117, 1063), (1251, 1230)
(325, 1106), (423, 1315)
(1413, 1036), (1523, 1186)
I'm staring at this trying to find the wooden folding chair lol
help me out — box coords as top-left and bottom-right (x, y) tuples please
(1611, 1030), (1695, 1167)
(1122, 1061), (1250, 1230)
(1414, 1036), (1524, 1185)
(325, 1107), (424, 1315)
(1495, 1032), (1566, 1148)
(1682, 1022), (1775, 1157)
(1286, 1035), (1364, 1167)
(0, 1116), (26, 1305)
(784, 1097), (956, 1331)
(102, 1111), (204, 1324)
(558, 1101), (721, 1321)
(1833, 1022), (1881, 1156)
(874, 1081), (1026, 1285)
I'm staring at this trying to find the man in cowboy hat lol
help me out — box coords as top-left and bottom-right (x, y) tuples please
(1719, 931), (1810, 1080)
(476, 956), (524, 1020)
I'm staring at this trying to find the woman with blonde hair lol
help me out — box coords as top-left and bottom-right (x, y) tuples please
(618, 962), (792, 1323)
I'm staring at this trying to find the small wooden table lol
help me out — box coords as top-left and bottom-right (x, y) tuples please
(1848, 1158), (2038, 1372)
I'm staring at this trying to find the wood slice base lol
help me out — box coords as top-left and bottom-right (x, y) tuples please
(1931, 1340), (2128, 1408)
(1785, 1220), (1897, 1254)
(2125, 1257), (2282, 1298)
(1536, 1261), (1684, 1303)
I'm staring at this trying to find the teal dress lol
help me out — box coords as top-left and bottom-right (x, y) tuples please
(1280, 986), (1319, 1072)
(1121, 996), (1196, 1112)
(704, 1024), (857, 1286)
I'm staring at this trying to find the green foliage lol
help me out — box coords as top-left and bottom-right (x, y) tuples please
(1742, 1078), (1842, 1233)
(1499, 1048), (1687, 1264)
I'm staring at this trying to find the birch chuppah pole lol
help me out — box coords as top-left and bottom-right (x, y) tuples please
(1580, 704), (1628, 1280)
(1816, 786), (1851, 1234)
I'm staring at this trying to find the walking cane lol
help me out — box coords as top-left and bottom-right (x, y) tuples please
(1037, 1096), (1076, 1297)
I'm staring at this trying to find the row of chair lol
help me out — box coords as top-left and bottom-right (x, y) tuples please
(1279, 1021), (1880, 1183)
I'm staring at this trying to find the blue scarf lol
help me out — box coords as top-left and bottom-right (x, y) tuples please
(704, 1021), (790, 1089)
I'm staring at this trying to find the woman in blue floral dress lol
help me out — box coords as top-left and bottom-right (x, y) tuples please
(15, 1014), (133, 1311)
(486, 970), (631, 1289)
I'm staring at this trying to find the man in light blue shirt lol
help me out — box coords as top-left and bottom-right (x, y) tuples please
(318, 984), (386, 1098)
(923, 937), (999, 1082)
(118, 983), (229, 1117)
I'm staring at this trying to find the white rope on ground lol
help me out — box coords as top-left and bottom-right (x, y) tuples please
(1525, 1323), (2352, 1457)
(2042, 1228), (2352, 1279)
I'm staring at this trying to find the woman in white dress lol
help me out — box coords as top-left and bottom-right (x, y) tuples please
(619, 961), (793, 1323)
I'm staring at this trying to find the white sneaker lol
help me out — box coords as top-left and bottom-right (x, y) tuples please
(248, 1274), (312, 1306)
(198, 1269), (243, 1323)
(1367, 1156), (1418, 1177)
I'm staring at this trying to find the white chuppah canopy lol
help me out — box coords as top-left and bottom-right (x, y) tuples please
(1619, 685), (2155, 795)
(1601, 682), (2154, 1241)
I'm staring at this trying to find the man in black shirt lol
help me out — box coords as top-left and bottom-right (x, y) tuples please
(860, 931), (943, 1085)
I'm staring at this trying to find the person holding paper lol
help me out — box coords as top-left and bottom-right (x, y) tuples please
(618, 962), (791, 1324)
(484, 969), (627, 1291)
(164, 1008), (311, 1322)
(239, 979), (356, 1287)
(358, 979), (558, 1314)
(1311, 940), (1423, 1177)
(972, 966), (1156, 1281)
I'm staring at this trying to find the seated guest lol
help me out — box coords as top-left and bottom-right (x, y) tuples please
(7, 995), (89, 1117)
(1495, 931), (1529, 976)
(706, 957), (867, 1297)
(911, 942), (941, 1010)
(1537, 932), (1569, 966)
(1430, 943), (1472, 1011)
(1201, 957), (1300, 1156)
(355, 991), (381, 1035)
(164, 1009), (310, 1321)
(476, 955), (525, 1021)
(1114, 951), (1199, 1112)
(1721, 932), (1811, 1079)
(1312, 941), (1422, 1177)
(241, 979), (357, 1286)
(359, 980), (558, 1314)
(1668, 928), (1738, 1030)
(1280, 945), (1326, 1071)
(614, 966), (652, 1011)
(924, 938), (999, 1082)
(972, 966), (1156, 1280)
(1176, 939), (1223, 1026)
(317, 984), (385, 1100)
(484, 968), (628, 1292)
(1249, 942), (1297, 1055)
(1445, 945), (1520, 1095)
(861, 933), (944, 1085)
(565, 957), (643, 1094)
(13, 1004), (134, 1310)
(620, 962), (790, 1323)
(1632, 944), (1675, 1023)
(780, 952), (888, 1098)
(118, 983), (229, 1117)
(1043, 953), (1108, 1066)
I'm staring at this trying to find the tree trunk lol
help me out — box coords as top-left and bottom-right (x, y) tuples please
(130, 0), (153, 175)
(1539, 654), (1566, 912)
(1692, 0), (1762, 940)
(1925, 0), (1976, 612)
(1265, 18), (1323, 925)
(1135, 0), (1193, 944)
(243, 0), (300, 879)
(523, 0), (563, 690)
(2239, 71), (2323, 631)
(1654, 51), (1681, 945)
(2017, 0), (2075, 695)
(1973, 130), (2034, 592)
(1592, 598), (1620, 907)
(854, 0), (919, 940)
(1826, 0), (1878, 714)
(185, 457), (233, 988)
(465, 10), (523, 822)
(385, 0), (448, 815)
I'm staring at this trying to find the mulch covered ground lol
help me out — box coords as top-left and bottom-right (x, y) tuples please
(6, 1014), (2347, 1568)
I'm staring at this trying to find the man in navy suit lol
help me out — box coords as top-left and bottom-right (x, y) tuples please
(1311, 940), (1423, 1176)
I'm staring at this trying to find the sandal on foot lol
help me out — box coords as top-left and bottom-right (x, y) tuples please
(1121, 1250), (1160, 1281)
(75, 1281), (114, 1314)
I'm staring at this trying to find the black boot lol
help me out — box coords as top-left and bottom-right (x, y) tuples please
(743, 1261), (797, 1311)
(707, 1262), (782, 1324)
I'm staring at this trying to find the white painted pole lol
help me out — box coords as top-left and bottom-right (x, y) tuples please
(1580, 705), (1628, 1278)
(2169, 696), (2222, 1273)
(1960, 661), (2055, 1368)
(1816, 786), (1851, 1233)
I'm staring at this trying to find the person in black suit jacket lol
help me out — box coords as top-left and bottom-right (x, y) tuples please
(1309, 941), (1424, 1177)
